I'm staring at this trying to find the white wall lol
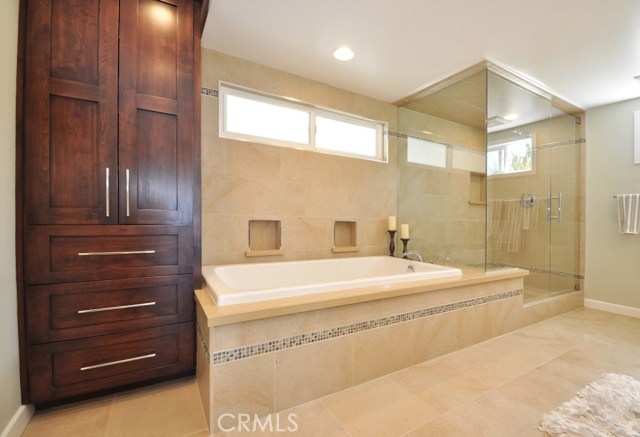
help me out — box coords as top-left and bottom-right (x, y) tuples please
(585, 97), (640, 310)
(0, 0), (22, 434)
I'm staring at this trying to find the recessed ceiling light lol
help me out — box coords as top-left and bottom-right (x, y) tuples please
(504, 113), (519, 121)
(333, 46), (354, 61)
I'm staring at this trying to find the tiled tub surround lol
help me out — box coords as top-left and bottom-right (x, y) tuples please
(194, 269), (583, 434)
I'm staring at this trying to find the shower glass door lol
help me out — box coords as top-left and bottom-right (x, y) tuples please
(486, 70), (581, 304)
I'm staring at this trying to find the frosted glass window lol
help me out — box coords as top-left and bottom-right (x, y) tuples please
(219, 84), (387, 162)
(407, 137), (447, 168)
(224, 94), (310, 145)
(316, 115), (379, 159)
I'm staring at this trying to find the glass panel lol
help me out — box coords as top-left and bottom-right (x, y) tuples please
(486, 70), (553, 305)
(397, 69), (487, 270)
(406, 137), (447, 168)
(224, 94), (311, 145)
(549, 111), (582, 297)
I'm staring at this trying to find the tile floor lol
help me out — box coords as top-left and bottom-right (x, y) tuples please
(22, 307), (640, 437)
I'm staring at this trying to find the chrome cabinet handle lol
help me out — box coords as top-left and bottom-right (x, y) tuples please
(77, 250), (156, 256)
(80, 353), (156, 371)
(126, 168), (130, 217)
(105, 167), (110, 218)
(77, 301), (156, 314)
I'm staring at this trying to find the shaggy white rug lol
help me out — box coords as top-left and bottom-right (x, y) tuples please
(539, 373), (640, 437)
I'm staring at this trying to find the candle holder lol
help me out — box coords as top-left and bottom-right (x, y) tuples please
(401, 238), (410, 256)
(387, 230), (396, 256)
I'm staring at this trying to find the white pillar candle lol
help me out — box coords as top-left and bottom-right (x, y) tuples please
(388, 216), (397, 231)
(400, 224), (409, 239)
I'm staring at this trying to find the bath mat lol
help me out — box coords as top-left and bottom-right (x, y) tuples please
(539, 373), (640, 437)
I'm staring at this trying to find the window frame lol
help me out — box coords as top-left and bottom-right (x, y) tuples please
(487, 135), (536, 177)
(219, 82), (388, 163)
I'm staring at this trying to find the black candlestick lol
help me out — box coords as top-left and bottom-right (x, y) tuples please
(401, 238), (410, 255)
(388, 230), (396, 256)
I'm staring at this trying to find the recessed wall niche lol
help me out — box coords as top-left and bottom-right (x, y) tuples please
(246, 220), (283, 257)
(332, 221), (358, 253)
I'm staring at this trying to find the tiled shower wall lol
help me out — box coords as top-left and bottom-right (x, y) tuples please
(201, 49), (398, 265)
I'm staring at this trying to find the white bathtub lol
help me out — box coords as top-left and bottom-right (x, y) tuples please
(203, 256), (462, 306)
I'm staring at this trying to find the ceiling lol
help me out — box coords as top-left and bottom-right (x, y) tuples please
(202, 0), (640, 110)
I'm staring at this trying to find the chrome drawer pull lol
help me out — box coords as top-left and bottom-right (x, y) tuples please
(80, 353), (156, 371)
(105, 167), (110, 218)
(126, 168), (130, 217)
(77, 301), (156, 314)
(77, 250), (156, 256)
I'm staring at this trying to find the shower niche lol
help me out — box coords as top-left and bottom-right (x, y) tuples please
(396, 62), (585, 304)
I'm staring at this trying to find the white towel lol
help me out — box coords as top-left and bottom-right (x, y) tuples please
(617, 194), (640, 234)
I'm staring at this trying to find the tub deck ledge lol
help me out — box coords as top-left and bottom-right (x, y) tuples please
(196, 267), (528, 327)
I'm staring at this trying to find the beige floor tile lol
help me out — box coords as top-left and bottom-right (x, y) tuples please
(493, 367), (583, 413)
(322, 377), (439, 437)
(401, 417), (469, 437)
(105, 378), (208, 437)
(442, 391), (547, 437)
(22, 396), (114, 437)
(225, 400), (349, 437)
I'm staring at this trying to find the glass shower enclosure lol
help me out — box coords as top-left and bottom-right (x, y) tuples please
(397, 63), (584, 304)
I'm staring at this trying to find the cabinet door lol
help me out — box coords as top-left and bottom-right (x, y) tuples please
(119, 0), (194, 225)
(25, 0), (119, 224)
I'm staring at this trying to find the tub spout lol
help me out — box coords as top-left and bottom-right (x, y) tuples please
(403, 250), (424, 262)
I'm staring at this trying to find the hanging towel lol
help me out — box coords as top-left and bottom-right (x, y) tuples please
(617, 193), (640, 234)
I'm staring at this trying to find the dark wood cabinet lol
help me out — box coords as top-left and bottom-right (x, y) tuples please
(18, 0), (206, 405)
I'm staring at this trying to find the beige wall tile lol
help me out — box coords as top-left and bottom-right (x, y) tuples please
(213, 311), (316, 351)
(353, 323), (412, 383)
(411, 311), (459, 364)
(213, 354), (275, 432)
(315, 300), (385, 330)
(275, 337), (353, 411)
(201, 48), (397, 264)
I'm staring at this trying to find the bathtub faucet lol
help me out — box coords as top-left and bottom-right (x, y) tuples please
(402, 250), (424, 262)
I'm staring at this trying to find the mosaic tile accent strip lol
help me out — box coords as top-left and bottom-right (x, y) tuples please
(201, 87), (218, 97)
(210, 288), (523, 365)
(196, 322), (210, 365)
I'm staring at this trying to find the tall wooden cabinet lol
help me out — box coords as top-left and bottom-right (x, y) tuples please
(18, 0), (206, 405)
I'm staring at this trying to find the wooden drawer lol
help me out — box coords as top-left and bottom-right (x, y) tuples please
(27, 275), (194, 344)
(27, 323), (194, 404)
(26, 225), (193, 284)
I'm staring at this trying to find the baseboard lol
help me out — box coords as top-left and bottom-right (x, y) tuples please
(584, 299), (640, 318)
(1, 404), (34, 437)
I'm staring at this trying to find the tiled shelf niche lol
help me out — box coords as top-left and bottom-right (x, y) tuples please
(332, 220), (358, 253)
(246, 220), (283, 257)
(469, 172), (486, 205)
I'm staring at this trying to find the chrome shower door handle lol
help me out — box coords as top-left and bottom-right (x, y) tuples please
(557, 192), (562, 223)
(548, 192), (562, 222)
